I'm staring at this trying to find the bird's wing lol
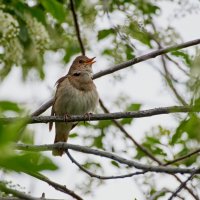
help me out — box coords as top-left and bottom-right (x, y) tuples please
(49, 75), (68, 131)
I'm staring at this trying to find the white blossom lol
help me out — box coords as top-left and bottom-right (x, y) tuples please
(0, 10), (19, 40)
(25, 14), (50, 52)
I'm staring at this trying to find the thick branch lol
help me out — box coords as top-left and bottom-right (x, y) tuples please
(93, 38), (200, 79)
(4, 106), (199, 124)
(30, 38), (200, 116)
(16, 143), (200, 174)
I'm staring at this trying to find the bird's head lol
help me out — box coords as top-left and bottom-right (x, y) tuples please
(68, 56), (96, 78)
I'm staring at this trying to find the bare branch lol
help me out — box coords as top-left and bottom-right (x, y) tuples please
(16, 143), (200, 174)
(168, 168), (200, 200)
(99, 100), (199, 199)
(5, 106), (200, 124)
(99, 99), (162, 164)
(4, 105), (199, 124)
(27, 172), (83, 200)
(66, 149), (147, 179)
(31, 38), (200, 116)
(69, 0), (85, 55)
(0, 182), (36, 200)
(149, 188), (184, 200)
(31, 99), (53, 117)
(164, 148), (200, 166)
(93, 38), (200, 79)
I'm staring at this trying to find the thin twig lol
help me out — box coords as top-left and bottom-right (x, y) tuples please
(164, 148), (200, 166)
(149, 188), (184, 200)
(66, 149), (147, 179)
(69, 0), (85, 55)
(99, 99), (162, 164)
(168, 168), (199, 200)
(16, 143), (200, 174)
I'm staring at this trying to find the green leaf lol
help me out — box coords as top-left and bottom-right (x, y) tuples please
(69, 133), (78, 138)
(91, 132), (104, 149)
(171, 50), (192, 66)
(98, 29), (114, 40)
(0, 101), (21, 113)
(39, 0), (67, 22)
(111, 160), (120, 168)
(126, 103), (141, 111)
(0, 152), (58, 173)
(96, 120), (112, 129)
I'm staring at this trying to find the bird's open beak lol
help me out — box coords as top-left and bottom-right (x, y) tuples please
(85, 57), (96, 64)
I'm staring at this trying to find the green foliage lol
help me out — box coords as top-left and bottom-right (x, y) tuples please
(1, 0), (200, 199)
(0, 101), (57, 176)
(39, 0), (67, 23)
(171, 50), (192, 66)
(97, 29), (114, 41)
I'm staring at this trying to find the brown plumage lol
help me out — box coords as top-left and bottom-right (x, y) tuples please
(49, 56), (99, 156)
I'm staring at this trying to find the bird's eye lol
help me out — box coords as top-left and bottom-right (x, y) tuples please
(79, 59), (84, 64)
(73, 72), (81, 76)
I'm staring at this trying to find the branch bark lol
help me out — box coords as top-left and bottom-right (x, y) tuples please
(69, 0), (85, 55)
(27, 172), (83, 200)
(66, 149), (147, 179)
(93, 38), (200, 79)
(16, 143), (200, 174)
(2, 105), (198, 124)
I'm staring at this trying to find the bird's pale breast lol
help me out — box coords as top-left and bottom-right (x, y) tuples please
(54, 78), (98, 115)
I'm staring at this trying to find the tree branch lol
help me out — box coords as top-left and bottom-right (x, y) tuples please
(0, 181), (36, 200)
(30, 38), (200, 116)
(99, 99), (162, 164)
(99, 99), (198, 199)
(164, 148), (200, 166)
(168, 168), (200, 200)
(16, 143), (200, 174)
(93, 38), (200, 79)
(3, 105), (199, 124)
(26, 172), (83, 200)
(69, 0), (85, 55)
(66, 149), (147, 179)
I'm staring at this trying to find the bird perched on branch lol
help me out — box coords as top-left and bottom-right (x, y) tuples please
(49, 56), (99, 156)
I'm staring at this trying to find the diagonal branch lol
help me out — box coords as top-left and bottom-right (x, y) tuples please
(27, 172), (83, 200)
(99, 99), (162, 164)
(66, 149), (147, 179)
(164, 148), (200, 166)
(31, 38), (200, 116)
(16, 143), (200, 174)
(3, 105), (199, 124)
(168, 168), (200, 200)
(93, 38), (200, 79)
(69, 0), (85, 55)
(99, 100), (198, 199)
(0, 181), (36, 200)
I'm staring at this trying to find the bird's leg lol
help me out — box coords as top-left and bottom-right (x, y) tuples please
(83, 112), (93, 123)
(64, 113), (71, 123)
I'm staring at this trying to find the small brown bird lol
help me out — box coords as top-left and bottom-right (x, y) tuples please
(49, 55), (99, 156)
